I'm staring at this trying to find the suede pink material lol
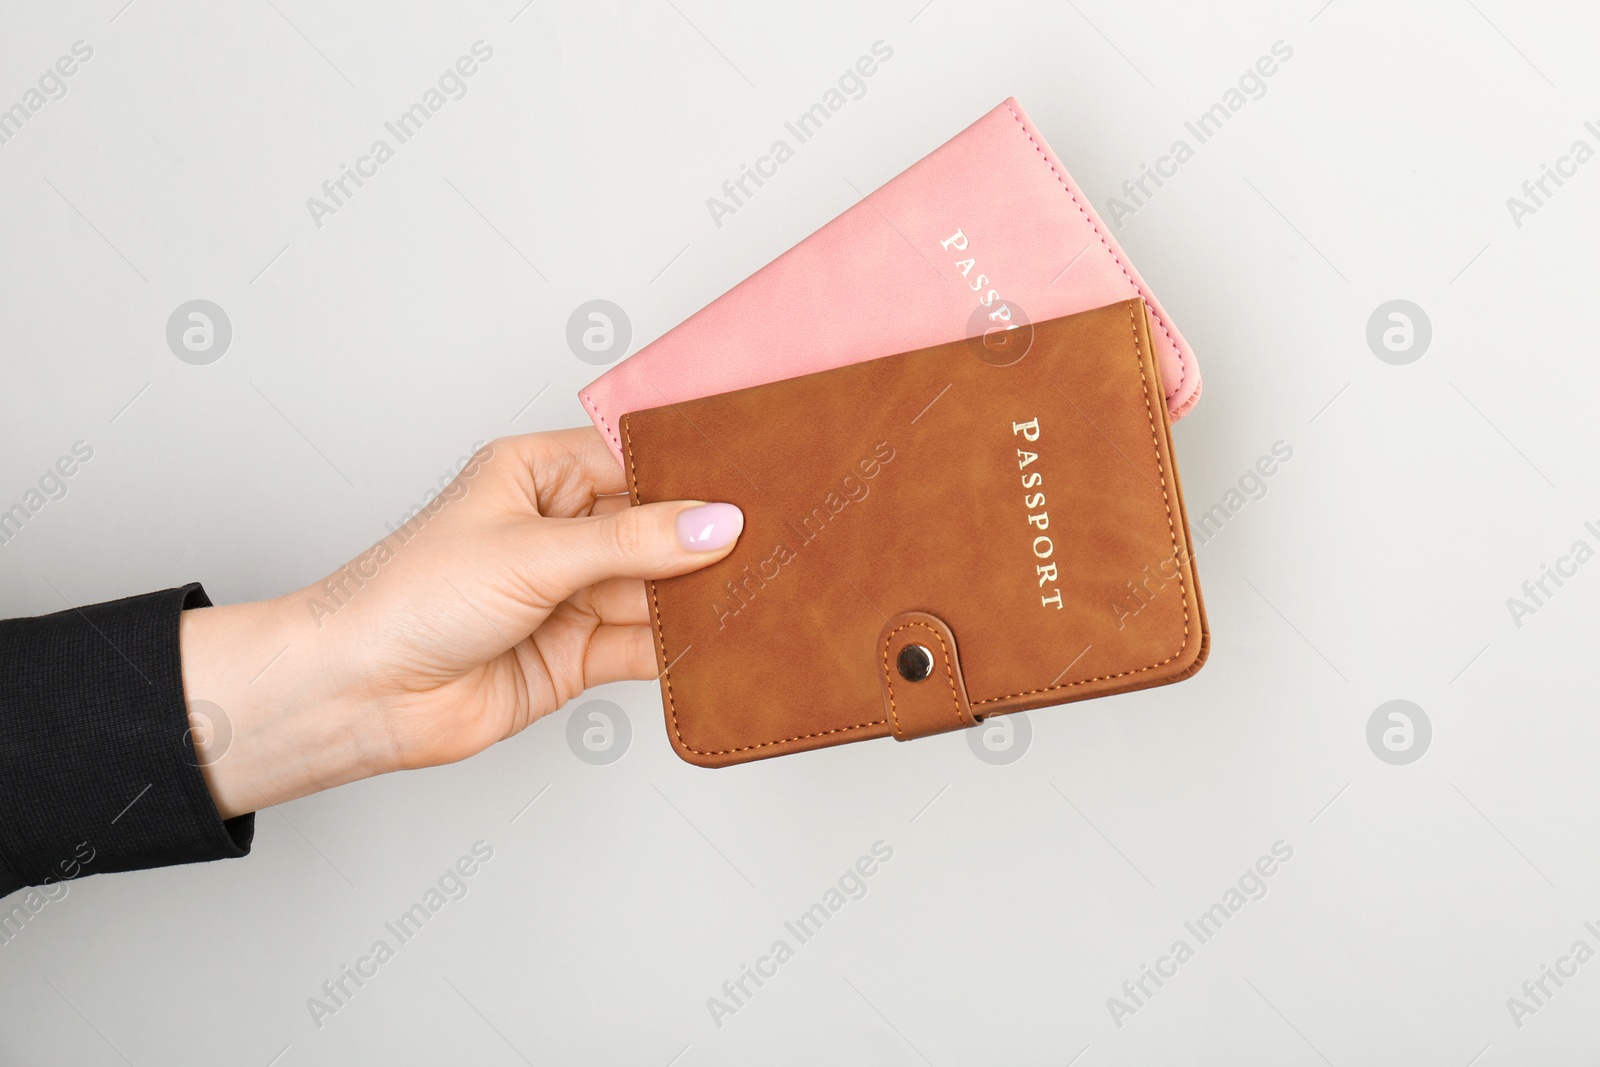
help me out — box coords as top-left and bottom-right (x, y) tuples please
(580, 98), (1200, 463)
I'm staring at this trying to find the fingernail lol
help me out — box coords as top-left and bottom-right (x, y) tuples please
(676, 502), (743, 552)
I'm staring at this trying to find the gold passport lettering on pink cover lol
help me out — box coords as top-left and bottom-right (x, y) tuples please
(583, 97), (1200, 465)
(621, 300), (1208, 768)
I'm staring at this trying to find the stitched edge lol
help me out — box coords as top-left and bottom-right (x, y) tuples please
(589, 106), (1191, 459)
(582, 389), (624, 454)
(630, 300), (1194, 753)
(881, 621), (963, 740)
(624, 416), (888, 757)
(1002, 103), (1190, 401)
(972, 300), (1190, 707)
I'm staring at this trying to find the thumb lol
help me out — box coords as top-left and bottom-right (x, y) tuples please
(528, 500), (744, 602)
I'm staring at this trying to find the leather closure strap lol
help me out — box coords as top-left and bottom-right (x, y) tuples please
(877, 611), (976, 741)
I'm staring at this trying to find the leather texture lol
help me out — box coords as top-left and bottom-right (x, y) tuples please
(622, 299), (1208, 767)
(584, 97), (1200, 467)
(877, 611), (977, 742)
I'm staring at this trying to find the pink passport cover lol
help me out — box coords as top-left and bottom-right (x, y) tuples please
(581, 97), (1200, 462)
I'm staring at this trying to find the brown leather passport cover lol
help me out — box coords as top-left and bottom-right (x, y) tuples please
(621, 299), (1208, 767)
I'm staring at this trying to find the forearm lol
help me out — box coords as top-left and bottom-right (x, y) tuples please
(178, 593), (396, 820)
(0, 585), (252, 896)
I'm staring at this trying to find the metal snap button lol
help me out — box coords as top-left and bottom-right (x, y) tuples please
(897, 643), (934, 682)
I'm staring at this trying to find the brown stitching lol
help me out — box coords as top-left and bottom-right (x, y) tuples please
(625, 417), (888, 757)
(1002, 103), (1190, 400)
(632, 300), (1193, 751)
(972, 300), (1190, 707)
(881, 621), (962, 739)
(883, 626), (904, 740)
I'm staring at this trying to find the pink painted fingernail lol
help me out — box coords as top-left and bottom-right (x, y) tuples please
(676, 503), (743, 552)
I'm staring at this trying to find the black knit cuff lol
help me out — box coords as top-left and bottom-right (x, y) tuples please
(0, 584), (253, 898)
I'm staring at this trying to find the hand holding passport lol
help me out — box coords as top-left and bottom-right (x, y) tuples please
(582, 98), (1209, 766)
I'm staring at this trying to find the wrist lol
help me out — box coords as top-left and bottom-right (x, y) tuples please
(179, 593), (398, 818)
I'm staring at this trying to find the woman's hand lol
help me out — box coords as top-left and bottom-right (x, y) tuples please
(177, 427), (743, 819)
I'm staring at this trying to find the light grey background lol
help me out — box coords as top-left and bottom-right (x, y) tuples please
(1, 0), (1596, 1063)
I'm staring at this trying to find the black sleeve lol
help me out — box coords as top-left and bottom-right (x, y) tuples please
(0, 584), (253, 897)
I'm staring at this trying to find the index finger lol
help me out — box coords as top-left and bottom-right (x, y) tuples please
(504, 425), (629, 518)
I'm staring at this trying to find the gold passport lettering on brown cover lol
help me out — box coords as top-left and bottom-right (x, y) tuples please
(621, 299), (1208, 767)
